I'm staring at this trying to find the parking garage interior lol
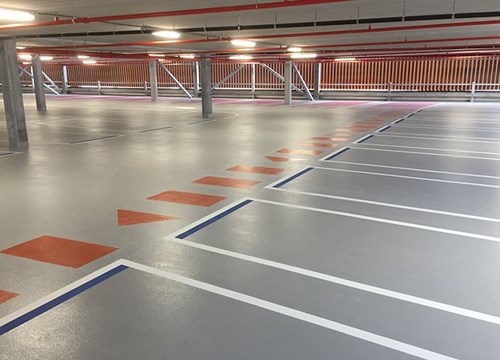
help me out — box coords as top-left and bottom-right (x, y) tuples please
(1, 1), (500, 359)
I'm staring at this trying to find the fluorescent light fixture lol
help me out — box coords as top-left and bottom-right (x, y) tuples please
(335, 57), (356, 62)
(18, 54), (32, 60)
(179, 54), (196, 59)
(0, 8), (35, 22)
(290, 53), (317, 59)
(40, 56), (53, 61)
(230, 39), (256, 48)
(16, 46), (26, 50)
(287, 47), (302, 53)
(148, 53), (165, 57)
(152, 30), (181, 39)
(82, 60), (97, 65)
(77, 55), (90, 59)
(229, 55), (253, 60)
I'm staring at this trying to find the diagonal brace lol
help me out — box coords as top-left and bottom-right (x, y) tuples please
(157, 60), (193, 99)
(292, 63), (314, 101)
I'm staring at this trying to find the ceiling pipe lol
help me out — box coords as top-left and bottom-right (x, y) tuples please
(129, 35), (500, 57)
(7, 10), (500, 41)
(25, 18), (500, 52)
(0, 0), (350, 32)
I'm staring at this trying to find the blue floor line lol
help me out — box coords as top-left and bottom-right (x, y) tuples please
(356, 135), (374, 144)
(176, 199), (254, 239)
(0, 265), (128, 336)
(325, 148), (351, 161)
(272, 167), (315, 188)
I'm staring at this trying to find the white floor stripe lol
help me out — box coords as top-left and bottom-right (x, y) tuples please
(376, 133), (500, 143)
(346, 146), (500, 162)
(395, 124), (500, 132)
(357, 143), (500, 157)
(166, 237), (500, 326)
(312, 166), (500, 189)
(255, 195), (500, 239)
(122, 259), (457, 360)
(270, 187), (500, 224)
(320, 160), (500, 180)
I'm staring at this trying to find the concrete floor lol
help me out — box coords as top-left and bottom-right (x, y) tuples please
(1, 95), (499, 359)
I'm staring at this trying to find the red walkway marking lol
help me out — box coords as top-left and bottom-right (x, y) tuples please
(0, 290), (18, 305)
(227, 165), (284, 175)
(193, 176), (260, 189)
(298, 142), (335, 148)
(148, 190), (226, 207)
(0, 236), (117, 269)
(277, 148), (324, 156)
(312, 137), (350, 142)
(266, 156), (290, 163)
(118, 209), (177, 226)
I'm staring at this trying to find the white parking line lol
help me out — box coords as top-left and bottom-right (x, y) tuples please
(320, 159), (500, 180)
(375, 133), (500, 143)
(124, 259), (457, 360)
(166, 237), (500, 326)
(252, 197), (500, 241)
(355, 143), (500, 157)
(344, 146), (500, 161)
(270, 187), (500, 224)
(312, 166), (500, 189)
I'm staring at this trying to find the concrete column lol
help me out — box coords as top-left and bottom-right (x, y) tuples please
(0, 39), (28, 149)
(61, 65), (69, 94)
(148, 60), (158, 102)
(284, 60), (293, 105)
(32, 55), (47, 111)
(251, 63), (256, 99)
(200, 57), (212, 119)
(313, 62), (322, 100)
(193, 62), (200, 97)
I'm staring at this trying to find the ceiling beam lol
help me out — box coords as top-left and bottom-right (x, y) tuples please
(23, 18), (500, 52)
(0, 0), (350, 32)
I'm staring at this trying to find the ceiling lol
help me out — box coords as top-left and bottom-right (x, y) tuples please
(3, 0), (500, 62)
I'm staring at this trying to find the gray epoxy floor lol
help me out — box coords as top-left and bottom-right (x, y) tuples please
(1, 95), (500, 359)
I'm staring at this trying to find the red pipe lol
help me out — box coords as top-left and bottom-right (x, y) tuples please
(26, 19), (500, 52)
(0, 0), (350, 32)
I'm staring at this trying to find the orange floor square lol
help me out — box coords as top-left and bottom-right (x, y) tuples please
(277, 148), (324, 156)
(0, 290), (18, 305)
(148, 190), (226, 207)
(298, 142), (335, 148)
(0, 236), (117, 269)
(265, 156), (290, 163)
(193, 176), (260, 189)
(226, 165), (284, 175)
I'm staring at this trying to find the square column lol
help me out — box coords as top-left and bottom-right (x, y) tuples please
(0, 40), (28, 149)
(32, 55), (47, 111)
(200, 57), (212, 119)
(284, 61), (292, 105)
(149, 60), (158, 102)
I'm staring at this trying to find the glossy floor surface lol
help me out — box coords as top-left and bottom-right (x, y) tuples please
(1, 95), (500, 359)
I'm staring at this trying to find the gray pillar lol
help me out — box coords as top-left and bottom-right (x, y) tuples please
(284, 61), (292, 105)
(193, 62), (200, 97)
(0, 40), (28, 149)
(251, 63), (256, 99)
(200, 57), (212, 119)
(149, 60), (158, 102)
(61, 65), (69, 94)
(32, 55), (47, 111)
(30, 66), (35, 93)
(313, 63), (321, 100)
